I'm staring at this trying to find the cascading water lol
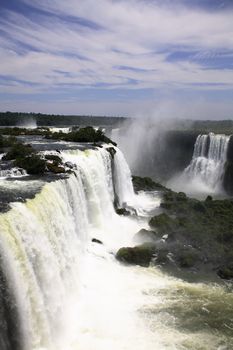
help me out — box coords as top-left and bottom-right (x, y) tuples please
(0, 145), (232, 350)
(0, 146), (157, 350)
(184, 133), (230, 193)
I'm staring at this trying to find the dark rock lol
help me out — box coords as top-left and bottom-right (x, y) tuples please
(116, 243), (157, 267)
(106, 147), (116, 159)
(223, 161), (233, 195)
(217, 263), (233, 280)
(116, 208), (130, 216)
(65, 161), (75, 169)
(44, 154), (62, 164)
(92, 238), (103, 245)
(47, 162), (66, 174)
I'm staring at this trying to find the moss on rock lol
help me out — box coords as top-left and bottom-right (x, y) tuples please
(116, 243), (156, 267)
(15, 155), (46, 175)
(132, 175), (167, 192)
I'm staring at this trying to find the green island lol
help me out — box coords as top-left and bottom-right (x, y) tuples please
(116, 176), (233, 281)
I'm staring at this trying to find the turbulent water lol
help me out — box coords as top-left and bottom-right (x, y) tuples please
(0, 146), (232, 350)
(169, 133), (231, 196)
(185, 133), (230, 190)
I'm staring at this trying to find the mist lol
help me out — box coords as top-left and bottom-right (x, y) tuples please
(111, 116), (192, 182)
(17, 116), (37, 129)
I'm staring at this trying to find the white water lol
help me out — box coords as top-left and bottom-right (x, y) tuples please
(0, 147), (159, 350)
(169, 133), (230, 196)
(0, 167), (27, 179)
(0, 146), (231, 350)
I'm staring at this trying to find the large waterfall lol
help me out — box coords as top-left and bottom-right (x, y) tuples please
(1, 145), (233, 350)
(184, 133), (230, 193)
(0, 146), (158, 350)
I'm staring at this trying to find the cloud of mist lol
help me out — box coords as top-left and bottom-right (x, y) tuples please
(112, 113), (182, 179)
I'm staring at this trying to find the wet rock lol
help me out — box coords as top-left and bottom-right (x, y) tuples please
(106, 147), (116, 159)
(65, 161), (75, 169)
(116, 208), (131, 216)
(44, 154), (62, 164)
(116, 243), (157, 267)
(92, 238), (103, 245)
(47, 162), (65, 174)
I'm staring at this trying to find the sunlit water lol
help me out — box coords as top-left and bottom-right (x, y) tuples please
(168, 133), (231, 198)
(0, 146), (232, 350)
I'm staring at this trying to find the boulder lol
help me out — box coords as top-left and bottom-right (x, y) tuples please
(116, 243), (156, 267)
(92, 238), (103, 245)
(47, 162), (66, 174)
(116, 208), (130, 216)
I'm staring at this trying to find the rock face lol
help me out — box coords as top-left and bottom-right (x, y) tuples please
(116, 243), (156, 267)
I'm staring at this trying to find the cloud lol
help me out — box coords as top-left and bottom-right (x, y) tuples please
(0, 0), (233, 116)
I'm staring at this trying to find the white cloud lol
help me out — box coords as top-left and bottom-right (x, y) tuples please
(1, 0), (233, 116)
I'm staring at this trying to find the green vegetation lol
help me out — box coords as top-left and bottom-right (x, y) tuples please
(116, 243), (156, 267)
(2, 143), (34, 161)
(116, 176), (233, 280)
(149, 189), (233, 278)
(47, 126), (116, 145)
(132, 175), (167, 192)
(0, 127), (51, 137)
(0, 135), (17, 150)
(0, 111), (126, 126)
(15, 155), (46, 175)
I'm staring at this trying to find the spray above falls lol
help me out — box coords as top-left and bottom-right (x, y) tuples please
(184, 133), (230, 193)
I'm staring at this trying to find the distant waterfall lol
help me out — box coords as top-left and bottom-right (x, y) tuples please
(185, 133), (230, 191)
(0, 146), (142, 350)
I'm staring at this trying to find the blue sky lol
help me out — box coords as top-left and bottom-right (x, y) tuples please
(1, 0), (233, 118)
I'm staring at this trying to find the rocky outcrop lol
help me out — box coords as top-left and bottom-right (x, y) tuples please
(116, 243), (156, 267)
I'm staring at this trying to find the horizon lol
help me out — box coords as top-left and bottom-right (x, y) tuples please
(1, 0), (233, 119)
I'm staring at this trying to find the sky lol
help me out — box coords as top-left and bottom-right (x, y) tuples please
(1, 0), (233, 118)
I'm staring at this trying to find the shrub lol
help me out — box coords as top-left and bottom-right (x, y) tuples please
(15, 155), (46, 175)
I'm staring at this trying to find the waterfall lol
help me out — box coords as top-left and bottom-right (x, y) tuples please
(185, 132), (230, 192)
(112, 147), (136, 208)
(0, 146), (149, 350)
